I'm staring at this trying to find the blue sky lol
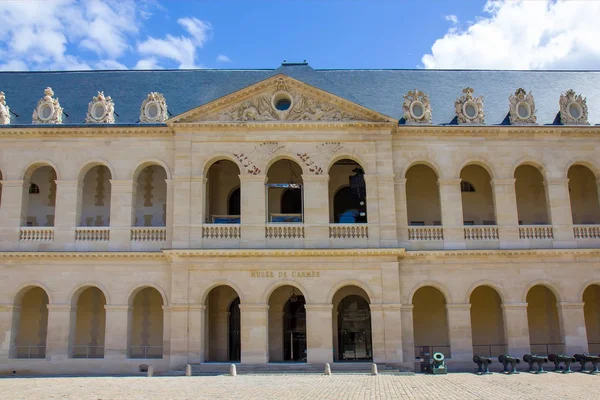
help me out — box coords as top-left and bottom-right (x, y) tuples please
(0, 0), (599, 71)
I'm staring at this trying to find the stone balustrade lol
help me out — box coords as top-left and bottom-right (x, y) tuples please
(464, 226), (499, 241)
(265, 224), (305, 239)
(75, 227), (110, 241)
(518, 225), (554, 240)
(201, 224), (241, 239)
(573, 225), (600, 239)
(408, 226), (444, 241)
(19, 227), (54, 241)
(329, 224), (369, 239)
(131, 227), (167, 242)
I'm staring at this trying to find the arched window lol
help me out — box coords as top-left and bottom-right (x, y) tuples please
(134, 165), (168, 227)
(24, 165), (57, 227)
(460, 165), (496, 225)
(266, 159), (303, 223)
(514, 165), (549, 225)
(206, 160), (241, 224)
(406, 165), (441, 226)
(329, 159), (367, 223)
(79, 165), (112, 227)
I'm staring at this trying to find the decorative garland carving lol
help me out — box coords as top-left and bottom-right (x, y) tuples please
(402, 89), (432, 124)
(0, 91), (10, 125)
(32, 87), (63, 124)
(297, 153), (323, 175)
(233, 152), (260, 175)
(509, 88), (537, 124)
(454, 87), (484, 124)
(140, 92), (168, 123)
(559, 89), (589, 125)
(233, 142), (286, 175)
(85, 91), (115, 124)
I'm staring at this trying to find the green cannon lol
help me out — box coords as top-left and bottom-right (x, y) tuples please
(574, 354), (600, 373)
(548, 353), (575, 373)
(523, 354), (548, 374)
(473, 355), (492, 375)
(430, 352), (447, 375)
(498, 354), (520, 374)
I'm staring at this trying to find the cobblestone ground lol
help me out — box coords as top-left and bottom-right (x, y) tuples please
(1, 372), (600, 400)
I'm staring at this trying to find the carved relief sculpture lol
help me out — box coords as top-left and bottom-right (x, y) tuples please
(402, 89), (432, 124)
(32, 87), (63, 124)
(0, 91), (10, 125)
(454, 87), (484, 124)
(85, 91), (115, 124)
(509, 88), (537, 124)
(559, 89), (589, 125)
(140, 92), (168, 123)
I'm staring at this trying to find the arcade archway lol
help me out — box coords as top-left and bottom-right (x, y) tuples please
(332, 285), (372, 361)
(268, 285), (306, 362)
(205, 285), (241, 362)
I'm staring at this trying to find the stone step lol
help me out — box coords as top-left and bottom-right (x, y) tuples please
(190, 362), (399, 375)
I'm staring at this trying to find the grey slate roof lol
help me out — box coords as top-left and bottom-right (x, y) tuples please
(1, 63), (599, 125)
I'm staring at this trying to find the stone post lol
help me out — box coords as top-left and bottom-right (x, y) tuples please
(502, 303), (530, 357)
(364, 174), (381, 246)
(240, 175), (266, 248)
(400, 305), (415, 367)
(545, 179), (576, 247)
(394, 178), (409, 246)
(376, 174), (398, 247)
(108, 180), (136, 251)
(104, 304), (130, 360)
(302, 175), (329, 248)
(188, 176), (206, 248)
(45, 304), (72, 361)
(491, 179), (521, 247)
(557, 302), (588, 354)
(370, 304), (386, 363)
(188, 305), (205, 363)
(446, 303), (473, 362)
(240, 304), (269, 364)
(305, 304), (333, 363)
(0, 180), (27, 249)
(53, 180), (80, 250)
(438, 179), (465, 249)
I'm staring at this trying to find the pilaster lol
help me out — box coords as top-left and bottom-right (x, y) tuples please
(382, 304), (403, 363)
(364, 174), (381, 246)
(188, 305), (206, 363)
(240, 175), (266, 248)
(53, 180), (80, 250)
(438, 179), (466, 249)
(104, 304), (130, 360)
(172, 175), (192, 248)
(370, 303), (386, 363)
(108, 180), (136, 251)
(305, 304), (333, 363)
(394, 178), (409, 245)
(557, 302), (588, 354)
(302, 175), (329, 248)
(502, 302), (530, 357)
(189, 176), (206, 248)
(0, 180), (26, 249)
(45, 304), (73, 361)
(545, 179), (576, 246)
(240, 303), (269, 363)
(0, 304), (13, 360)
(375, 174), (398, 247)
(446, 303), (473, 362)
(491, 178), (520, 247)
(165, 178), (175, 246)
(400, 305), (415, 366)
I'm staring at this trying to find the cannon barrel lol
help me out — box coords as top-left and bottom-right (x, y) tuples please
(430, 352), (447, 374)
(499, 354), (521, 374)
(473, 355), (492, 364)
(574, 354), (600, 373)
(523, 354), (549, 363)
(548, 353), (575, 373)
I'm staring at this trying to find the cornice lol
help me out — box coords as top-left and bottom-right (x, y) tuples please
(0, 125), (173, 138)
(0, 251), (167, 260)
(404, 248), (600, 258)
(393, 124), (600, 137)
(169, 121), (396, 132)
(164, 248), (406, 258)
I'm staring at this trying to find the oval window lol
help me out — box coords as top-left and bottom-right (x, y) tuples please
(92, 103), (106, 119)
(517, 103), (529, 119)
(411, 102), (424, 118)
(569, 103), (581, 119)
(465, 102), (477, 119)
(40, 104), (53, 120)
(275, 98), (291, 111)
(147, 103), (159, 119)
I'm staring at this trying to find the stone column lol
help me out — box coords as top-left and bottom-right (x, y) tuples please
(0, 180), (27, 249)
(104, 305), (130, 360)
(172, 176), (192, 248)
(240, 175), (266, 248)
(370, 304), (386, 363)
(165, 179), (175, 246)
(168, 304), (189, 369)
(502, 303), (530, 357)
(302, 175), (329, 248)
(45, 304), (72, 361)
(305, 304), (333, 363)
(400, 305), (415, 367)
(108, 180), (136, 251)
(491, 179), (520, 247)
(53, 180), (80, 250)
(188, 305), (205, 363)
(364, 174), (381, 246)
(558, 302), (588, 354)
(382, 304), (403, 363)
(0, 304), (13, 360)
(446, 303), (473, 362)
(394, 178), (409, 245)
(240, 304), (269, 364)
(545, 178), (576, 246)
(376, 174), (398, 247)
(438, 179), (465, 249)
(188, 176), (206, 248)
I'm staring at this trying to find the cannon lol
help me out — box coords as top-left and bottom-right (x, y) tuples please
(548, 353), (575, 373)
(473, 355), (492, 375)
(523, 354), (548, 374)
(498, 354), (521, 374)
(574, 354), (600, 374)
(430, 352), (447, 375)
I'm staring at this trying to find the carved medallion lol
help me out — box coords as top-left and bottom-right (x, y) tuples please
(454, 87), (484, 124)
(509, 88), (537, 124)
(140, 92), (168, 123)
(32, 87), (63, 124)
(0, 91), (10, 125)
(85, 91), (115, 124)
(559, 89), (588, 125)
(402, 89), (432, 124)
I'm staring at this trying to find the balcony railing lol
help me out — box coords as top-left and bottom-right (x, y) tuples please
(464, 226), (499, 240)
(19, 227), (54, 241)
(329, 224), (369, 239)
(519, 225), (554, 240)
(75, 227), (110, 241)
(408, 226), (444, 241)
(266, 224), (305, 239)
(202, 224), (241, 239)
(574, 225), (600, 239)
(131, 227), (167, 242)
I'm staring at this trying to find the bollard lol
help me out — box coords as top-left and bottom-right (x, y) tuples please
(371, 363), (378, 375)
(230, 364), (237, 377)
(147, 365), (154, 377)
(324, 363), (331, 375)
(185, 364), (192, 377)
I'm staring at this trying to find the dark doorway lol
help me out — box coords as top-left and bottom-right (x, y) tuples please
(281, 188), (302, 215)
(228, 297), (241, 361)
(283, 295), (307, 362)
(338, 295), (372, 361)
(228, 188), (240, 216)
(333, 186), (366, 223)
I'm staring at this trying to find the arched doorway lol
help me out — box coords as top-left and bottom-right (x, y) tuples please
(337, 295), (372, 361)
(205, 285), (241, 362)
(460, 165), (496, 225)
(268, 285), (306, 362)
(133, 165), (168, 227)
(71, 287), (106, 358)
(128, 287), (164, 359)
(568, 165), (600, 224)
(526, 285), (562, 355)
(412, 286), (450, 358)
(470, 286), (506, 356)
(583, 284), (600, 354)
(23, 165), (57, 227)
(329, 159), (367, 223)
(514, 165), (550, 225)
(405, 165), (442, 226)
(266, 160), (303, 223)
(206, 160), (241, 223)
(12, 286), (49, 358)
(79, 165), (112, 227)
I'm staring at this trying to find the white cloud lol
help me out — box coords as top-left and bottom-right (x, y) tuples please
(422, 0), (600, 69)
(96, 59), (128, 70)
(0, 59), (29, 71)
(216, 54), (231, 63)
(178, 17), (212, 47)
(445, 14), (458, 25)
(134, 57), (162, 70)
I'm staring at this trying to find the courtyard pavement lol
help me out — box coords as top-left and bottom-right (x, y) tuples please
(1, 372), (599, 399)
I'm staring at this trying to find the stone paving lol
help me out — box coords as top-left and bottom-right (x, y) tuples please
(1, 372), (600, 399)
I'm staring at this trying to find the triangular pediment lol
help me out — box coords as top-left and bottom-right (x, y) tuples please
(168, 74), (395, 124)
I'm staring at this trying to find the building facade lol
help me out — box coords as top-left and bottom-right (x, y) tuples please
(0, 63), (600, 373)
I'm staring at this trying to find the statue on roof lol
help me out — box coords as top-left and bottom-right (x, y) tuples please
(32, 87), (63, 124)
(0, 91), (10, 125)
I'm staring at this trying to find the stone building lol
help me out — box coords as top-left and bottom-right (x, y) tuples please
(0, 62), (600, 373)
